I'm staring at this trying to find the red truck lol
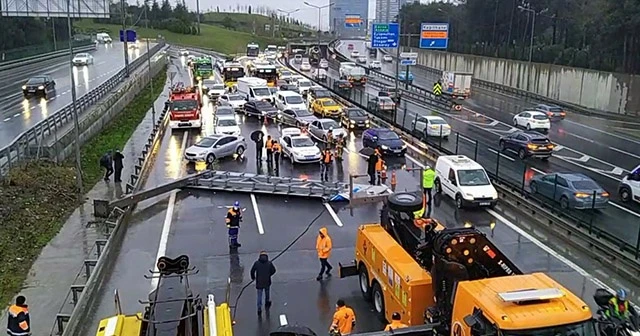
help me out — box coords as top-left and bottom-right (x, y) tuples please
(169, 84), (202, 129)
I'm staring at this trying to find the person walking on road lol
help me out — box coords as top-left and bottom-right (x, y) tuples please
(384, 312), (408, 331)
(422, 165), (436, 217)
(250, 251), (276, 316)
(225, 201), (243, 249)
(265, 135), (273, 164)
(316, 227), (333, 280)
(7, 295), (31, 336)
(367, 151), (378, 185)
(272, 140), (281, 174)
(330, 299), (356, 335)
(99, 151), (113, 182)
(320, 148), (333, 182)
(113, 149), (124, 183)
(255, 133), (264, 161)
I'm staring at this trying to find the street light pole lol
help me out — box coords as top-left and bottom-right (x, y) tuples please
(144, 3), (156, 122)
(121, 0), (130, 77)
(518, 6), (546, 93)
(277, 8), (300, 32)
(304, 2), (335, 46)
(66, 0), (83, 193)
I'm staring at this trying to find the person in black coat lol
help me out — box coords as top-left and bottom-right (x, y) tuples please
(367, 152), (378, 185)
(99, 151), (113, 181)
(113, 149), (125, 183)
(255, 133), (264, 161)
(250, 251), (276, 315)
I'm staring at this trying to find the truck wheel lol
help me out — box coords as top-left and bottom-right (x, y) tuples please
(388, 192), (423, 213)
(359, 266), (372, 301)
(371, 282), (386, 322)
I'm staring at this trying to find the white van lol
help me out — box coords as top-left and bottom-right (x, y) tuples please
(96, 33), (112, 43)
(433, 155), (498, 209)
(275, 91), (306, 111)
(236, 77), (273, 103)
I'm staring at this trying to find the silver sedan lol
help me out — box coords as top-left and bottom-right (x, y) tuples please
(183, 134), (246, 163)
(308, 118), (347, 143)
(278, 108), (318, 127)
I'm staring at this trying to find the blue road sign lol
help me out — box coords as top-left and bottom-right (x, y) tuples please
(400, 59), (416, 66)
(419, 22), (449, 49)
(119, 29), (137, 43)
(371, 23), (399, 48)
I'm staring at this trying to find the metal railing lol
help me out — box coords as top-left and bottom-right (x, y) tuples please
(317, 42), (640, 259)
(0, 41), (166, 177)
(0, 42), (96, 72)
(0, 39), (94, 65)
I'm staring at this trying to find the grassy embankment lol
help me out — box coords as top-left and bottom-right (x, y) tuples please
(0, 66), (167, 307)
(75, 18), (286, 55)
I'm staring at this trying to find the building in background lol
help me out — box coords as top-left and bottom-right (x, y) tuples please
(375, 0), (414, 23)
(329, 0), (368, 37)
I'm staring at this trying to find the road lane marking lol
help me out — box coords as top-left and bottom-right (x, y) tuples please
(279, 314), (288, 326)
(150, 131), (188, 291)
(564, 119), (640, 146)
(3, 117), (10, 122)
(609, 201), (640, 218)
(609, 146), (640, 160)
(487, 148), (515, 162)
(325, 203), (343, 227)
(563, 131), (595, 143)
(250, 193), (265, 234)
(531, 167), (545, 174)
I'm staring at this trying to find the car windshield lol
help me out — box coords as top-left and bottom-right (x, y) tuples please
(299, 81), (311, 88)
(286, 96), (304, 104)
(172, 100), (198, 111)
(533, 114), (548, 120)
(195, 137), (217, 148)
(217, 118), (237, 126)
(428, 118), (447, 125)
(294, 109), (312, 117)
(295, 55), (302, 59)
(212, 84), (225, 90)
(322, 120), (339, 129)
(228, 95), (243, 101)
(27, 77), (46, 84)
(549, 107), (563, 112)
(322, 100), (338, 107)
(314, 90), (331, 98)
(292, 137), (315, 147)
(347, 109), (366, 117)
(281, 71), (292, 76)
(457, 169), (491, 186)
(75, 53), (88, 58)
(253, 88), (271, 96)
(501, 320), (596, 336)
(216, 107), (234, 114)
(377, 131), (399, 140)
(571, 180), (599, 190)
(256, 101), (273, 109)
(379, 97), (393, 103)
(203, 80), (216, 86)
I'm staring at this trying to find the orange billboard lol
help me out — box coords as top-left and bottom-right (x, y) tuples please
(421, 31), (448, 39)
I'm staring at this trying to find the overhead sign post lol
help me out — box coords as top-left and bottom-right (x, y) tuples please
(344, 14), (363, 28)
(399, 52), (418, 89)
(419, 23), (449, 49)
(371, 23), (399, 48)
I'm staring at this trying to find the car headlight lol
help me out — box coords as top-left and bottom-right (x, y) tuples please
(381, 145), (389, 150)
(22, 85), (26, 90)
(203, 86), (208, 90)
(402, 144), (407, 149)
(38, 86), (44, 90)
(464, 193), (474, 200)
(350, 120), (355, 124)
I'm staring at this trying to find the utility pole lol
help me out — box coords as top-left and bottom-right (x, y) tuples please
(66, 0), (83, 193)
(144, 3), (156, 122)
(52, 18), (57, 50)
(195, 0), (201, 34)
(121, 0), (130, 77)
(394, 18), (401, 98)
(518, 6), (547, 93)
(304, 2), (335, 46)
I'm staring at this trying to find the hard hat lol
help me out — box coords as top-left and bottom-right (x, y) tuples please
(329, 127), (334, 131)
(617, 289), (628, 300)
(234, 201), (240, 208)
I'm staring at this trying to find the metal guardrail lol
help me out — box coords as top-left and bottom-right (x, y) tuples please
(0, 42), (96, 72)
(0, 41), (166, 177)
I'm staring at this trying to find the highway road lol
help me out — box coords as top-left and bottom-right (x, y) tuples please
(81, 51), (639, 335)
(0, 42), (154, 147)
(335, 40), (640, 248)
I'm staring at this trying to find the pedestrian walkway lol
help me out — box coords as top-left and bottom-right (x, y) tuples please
(0, 74), (173, 336)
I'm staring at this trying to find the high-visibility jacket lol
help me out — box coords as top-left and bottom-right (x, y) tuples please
(413, 194), (427, 218)
(384, 321), (408, 331)
(225, 209), (242, 228)
(272, 143), (281, 153)
(322, 151), (333, 164)
(607, 297), (630, 318)
(375, 159), (384, 172)
(265, 139), (273, 149)
(331, 306), (356, 335)
(316, 227), (332, 259)
(422, 168), (436, 188)
(7, 304), (30, 336)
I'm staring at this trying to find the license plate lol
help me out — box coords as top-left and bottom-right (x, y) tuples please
(305, 156), (316, 159)
(393, 149), (401, 153)
(479, 202), (490, 206)
(178, 122), (191, 127)
(28, 90), (35, 92)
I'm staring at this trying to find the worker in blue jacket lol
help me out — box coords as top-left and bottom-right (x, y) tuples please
(226, 201), (243, 248)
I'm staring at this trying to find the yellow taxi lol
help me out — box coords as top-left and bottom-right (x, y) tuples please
(311, 98), (342, 118)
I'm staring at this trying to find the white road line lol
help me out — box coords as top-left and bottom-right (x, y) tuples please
(13, 113), (19, 117)
(564, 119), (640, 146)
(564, 131), (595, 143)
(325, 203), (343, 227)
(279, 314), (288, 326)
(3, 117), (10, 122)
(609, 201), (640, 218)
(609, 146), (640, 160)
(531, 167), (545, 174)
(150, 131), (188, 291)
(250, 193), (265, 234)
(487, 148), (515, 162)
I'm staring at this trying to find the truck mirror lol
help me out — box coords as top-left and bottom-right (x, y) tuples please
(463, 314), (478, 327)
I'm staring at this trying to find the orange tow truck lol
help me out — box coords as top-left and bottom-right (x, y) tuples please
(334, 191), (597, 336)
(168, 83), (202, 129)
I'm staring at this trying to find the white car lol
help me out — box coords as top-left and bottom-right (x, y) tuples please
(179, 49), (189, 56)
(276, 91), (307, 111)
(213, 115), (241, 136)
(207, 83), (226, 99)
(513, 110), (551, 131)
(128, 41), (140, 49)
(279, 128), (322, 164)
(356, 56), (367, 64)
(218, 94), (246, 110)
(383, 54), (393, 62)
(300, 61), (311, 71)
(350, 51), (360, 58)
(319, 59), (329, 69)
(369, 61), (382, 70)
(72, 53), (94, 66)
(296, 79), (313, 96)
(619, 164), (640, 204)
(411, 115), (451, 138)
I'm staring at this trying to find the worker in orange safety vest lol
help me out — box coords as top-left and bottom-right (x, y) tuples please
(7, 295), (30, 336)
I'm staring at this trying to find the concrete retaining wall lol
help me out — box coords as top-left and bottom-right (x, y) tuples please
(411, 48), (640, 115)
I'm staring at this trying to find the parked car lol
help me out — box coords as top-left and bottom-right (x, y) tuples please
(341, 107), (369, 129)
(534, 104), (566, 120)
(367, 96), (396, 113)
(529, 173), (610, 209)
(308, 118), (347, 142)
(279, 128), (322, 164)
(513, 110), (551, 131)
(243, 100), (279, 119)
(362, 128), (406, 156)
(22, 75), (55, 98)
(411, 115), (451, 138)
(183, 134), (246, 164)
(499, 131), (554, 160)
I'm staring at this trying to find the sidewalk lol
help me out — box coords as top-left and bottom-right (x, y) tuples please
(0, 73), (173, 336)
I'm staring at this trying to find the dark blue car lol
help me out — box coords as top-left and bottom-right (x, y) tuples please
(362, 128), (406, 156)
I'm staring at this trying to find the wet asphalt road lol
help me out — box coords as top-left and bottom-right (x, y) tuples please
(0, 42), (153, 147)
(332, 42), (640, 248)
(82, 52), (639, 335)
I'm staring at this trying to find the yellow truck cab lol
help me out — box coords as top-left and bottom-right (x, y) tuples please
(339, 192), (596, 336)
